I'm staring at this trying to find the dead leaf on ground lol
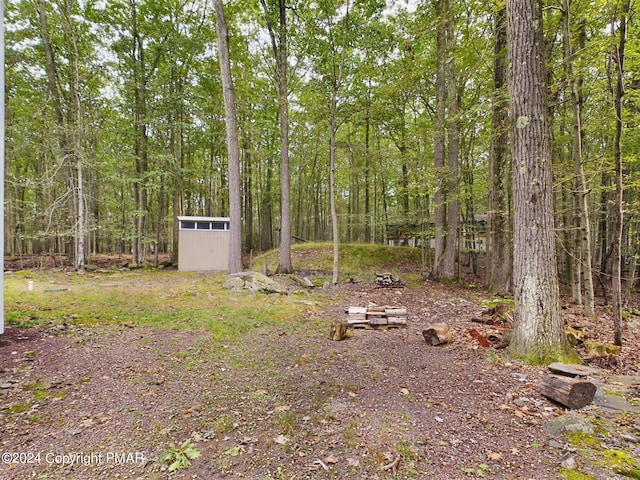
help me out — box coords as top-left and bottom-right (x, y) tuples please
(346, 457), (360, 467)
(323, 454), (339, 464)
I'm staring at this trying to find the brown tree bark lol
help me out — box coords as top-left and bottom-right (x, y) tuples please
(261, 0), (292, 273)
(214, 0), (243, 274)
(507, 0), (574, 362)
(486, 5), (512, 294)
(443, 19), (460, 281)
(431, 0), (447, 280)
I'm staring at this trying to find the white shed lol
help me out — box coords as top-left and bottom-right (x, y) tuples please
(177, 216), (231, 272)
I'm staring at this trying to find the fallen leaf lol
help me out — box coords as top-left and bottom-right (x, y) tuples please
(346, 457), (360, 467)
(511, 447), (520, 456)
(274, 435), (290, 445)
(488, 452), (503, 461)
(275, 405), (290, 412)
(323, 454), (339, 464)
(400, 388), (410, 396)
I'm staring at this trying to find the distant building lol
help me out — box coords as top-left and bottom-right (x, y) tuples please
(387, 215), (488, 252)
(177, 216), (231, 271)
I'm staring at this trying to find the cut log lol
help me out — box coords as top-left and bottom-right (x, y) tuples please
(538, 374), (597, 409)
(329, 321), (348, 341)
(347, 306), (368, 324)
(385, 308), (407, 317)
(471, 316), (500, 326)
(422, 324), (452, 346)
(387, 317), (407, 325)
(367, 305), (387, 313)
(375, 273), (403, 288)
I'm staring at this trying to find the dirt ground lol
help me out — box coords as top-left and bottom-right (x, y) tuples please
(1, 273), (639, 479)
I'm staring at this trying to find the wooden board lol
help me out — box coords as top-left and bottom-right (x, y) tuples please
(351, 323), (406, 330)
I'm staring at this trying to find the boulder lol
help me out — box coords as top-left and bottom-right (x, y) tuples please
(224, 271), (287, 294)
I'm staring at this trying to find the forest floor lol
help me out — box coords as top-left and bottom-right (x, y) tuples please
(1, 254), (639, 480)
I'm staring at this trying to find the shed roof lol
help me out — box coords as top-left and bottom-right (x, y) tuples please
(177, 216), (230, 222)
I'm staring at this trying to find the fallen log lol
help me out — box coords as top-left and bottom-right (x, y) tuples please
(538, 374), (597, 409)
(422, 324), (452, 346)
(329, 321), (348, 341)
(471, 316), (501, 326)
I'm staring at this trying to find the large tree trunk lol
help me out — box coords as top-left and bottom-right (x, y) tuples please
(486, 5), (512, 294)
(507, 0), (574, 362)
(214, 0), (243, 274)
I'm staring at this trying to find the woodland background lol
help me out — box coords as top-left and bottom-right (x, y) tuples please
(4, 0), (639, 299)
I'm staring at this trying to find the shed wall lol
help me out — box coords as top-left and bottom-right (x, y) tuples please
(178, 230), (230, 271)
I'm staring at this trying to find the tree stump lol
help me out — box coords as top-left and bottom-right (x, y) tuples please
(422, 324), (452, 346)
(329, 321), (348, 341)
(538, 374), (597, 409)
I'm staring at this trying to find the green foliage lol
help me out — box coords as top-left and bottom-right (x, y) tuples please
(160, 441), (201, 472)
(602, 450), (640, 477)
(461, 463), (489, 477)
(561, 471), (598, 480)
(567, 432), (600, 449)
(7, 402), (32, 414)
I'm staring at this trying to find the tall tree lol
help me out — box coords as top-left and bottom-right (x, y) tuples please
(260, 0), (292, 273)
(486, 4), (512, 293)
(507, 0), (574, 362)
(431, 0), (459, 281)
(432, 0), (448, 280)
(562, 0), (594, 316)
(35, 0), (88, 271)
(214, 0), (242, 274)
(610, 0), (630, 346)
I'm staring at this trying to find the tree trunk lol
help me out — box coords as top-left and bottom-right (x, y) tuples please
(443, 19), (459, 281)
(610, 0), (629, 346)
(330, 84), (339, 284)
(487, 4), (511, 293)
(129, 0), (148, 266)
(432, 0), (447, 280)
(507, 0), (574, 362)
(261, 0), (291, 274)
(214, 0), (243, 274)
(36, 0), (77, 265)
(64, 1), (86, 273)
(563, 4), (594, 316)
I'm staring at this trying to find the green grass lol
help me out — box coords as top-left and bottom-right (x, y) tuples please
(5, 244), (424, 344)
(253, 243), (423, 281)
(4, 269), (325, 345)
